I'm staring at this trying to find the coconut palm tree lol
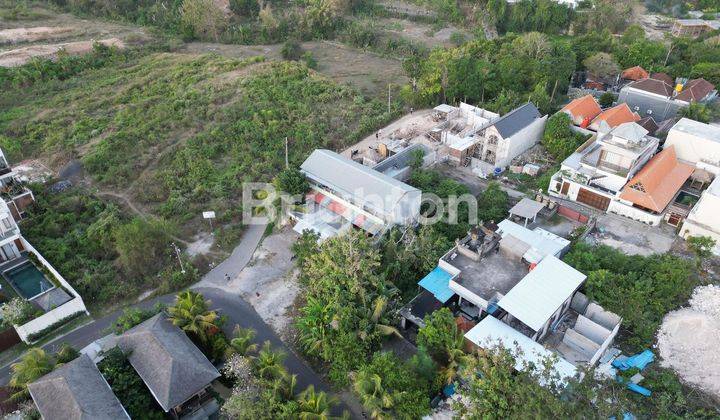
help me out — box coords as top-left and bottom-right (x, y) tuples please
(438, 332), (468, 385)
(271, 373), (297, 401)
(296, 296), (331, 356)
(9, 348), (55, 401)
(359, 296), (401, 342)
(297, 385), (337, 420)
(227, 325), (258, 357)
(255, 341), (288, 380)
(352, 370), (393, 420)
(167, 291), (219, 345)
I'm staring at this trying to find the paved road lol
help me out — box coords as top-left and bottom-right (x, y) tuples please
(0, 222), (352, 416)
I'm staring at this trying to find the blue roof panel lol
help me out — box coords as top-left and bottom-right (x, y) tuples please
(418, 266), (454, 303)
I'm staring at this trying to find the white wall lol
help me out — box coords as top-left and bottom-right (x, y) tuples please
(664, 128), (720, 166)
(13, 238), (89, 343)
(496, 115), (548, 168)
(607, 200), (663, 226)
(15, 298), (86, 343)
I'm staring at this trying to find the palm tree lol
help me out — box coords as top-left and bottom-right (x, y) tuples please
(298, 385), (337, 420)
(9, 348), (55, 401)
(255, 341), (288, 380)
(359, 296), (401, 341)
(271, 373), (297, 401)
(167, 291), (219, 345)
(296, 296), (331, 356)
(352, 370), (393, 420)
(438, 332), (468, 385)
(227, 325), (258, 357)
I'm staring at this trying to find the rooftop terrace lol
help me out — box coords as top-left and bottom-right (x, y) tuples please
(446, 250), (528, 304)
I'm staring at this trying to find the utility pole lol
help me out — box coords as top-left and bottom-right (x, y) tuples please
(284, 137), (289, 169)
(171, 242), (185, 274)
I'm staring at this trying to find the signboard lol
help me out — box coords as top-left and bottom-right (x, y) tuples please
(203, 211), (216, 219)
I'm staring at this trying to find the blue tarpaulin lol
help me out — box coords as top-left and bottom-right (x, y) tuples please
(418, 266), (454, 303)
(612, 350), (655, 371)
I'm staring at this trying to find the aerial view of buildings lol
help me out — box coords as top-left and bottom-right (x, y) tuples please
(1, 0), (720, 419)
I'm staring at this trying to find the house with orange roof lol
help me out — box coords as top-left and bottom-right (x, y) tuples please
(620, 66), (648, 82)
(588, 103), (640, 132)
(560, 95), (602, 127)
(611, 146), (694, 224)
(675, 78), (717, 104)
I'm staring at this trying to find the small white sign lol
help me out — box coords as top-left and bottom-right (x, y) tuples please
(203, 211), (216, 219)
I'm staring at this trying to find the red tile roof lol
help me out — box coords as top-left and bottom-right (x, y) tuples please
(629, 77), (674, 97)
(590, 103), (641, 130)
(650, 72), (674, 86)
(675, 78), (715, 102)
(621, 66), (649, 81)
(561, 95), (602, 125)
(620, 146), (694, 213)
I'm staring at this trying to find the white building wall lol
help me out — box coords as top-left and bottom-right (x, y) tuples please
(664, 128), (720, 167)
(495, 115), (548, 168)
(15, 297), (87, 343)
(607, 200), (663, 226)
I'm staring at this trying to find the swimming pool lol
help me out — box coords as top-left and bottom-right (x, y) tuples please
(4, 262), (54, 300)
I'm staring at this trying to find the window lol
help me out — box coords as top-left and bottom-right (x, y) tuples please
(2, 218), (11, 229)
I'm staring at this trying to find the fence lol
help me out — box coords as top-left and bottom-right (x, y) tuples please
(557, 204), (590, 223)
(0, 327), (20, 352)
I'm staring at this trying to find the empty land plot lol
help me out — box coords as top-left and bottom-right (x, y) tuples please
(0, 37), (124, 67)
(179, 40), (408, 96)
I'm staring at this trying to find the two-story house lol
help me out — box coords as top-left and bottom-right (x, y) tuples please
(548, 122), (659, 213)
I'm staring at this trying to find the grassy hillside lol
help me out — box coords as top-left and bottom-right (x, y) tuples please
(0, 51), (394, 233)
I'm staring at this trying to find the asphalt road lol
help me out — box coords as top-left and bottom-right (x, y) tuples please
(0, 221), (352, 416)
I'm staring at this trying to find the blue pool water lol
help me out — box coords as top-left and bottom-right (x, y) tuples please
(4, 262), (53, 299)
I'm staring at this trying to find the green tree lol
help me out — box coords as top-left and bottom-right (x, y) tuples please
(456, 346), (628, 418)
(690, 62), (720, 86)
(679, 102), (712, 123)
(229, 0), (259, 17)
(255, 341), (288, 380)
(686, 235), (716, 266)
(180, 0), (229, 41)
(477, 182), (509, 223)
(297, 385), (337, 420)
(281, 39), (303, 61)
(167, 291), (220, 348)
(598, 92), (617, 108)
(228, 325), (259, 357)
(275, 167), (309, 196)
(98, 347), (164, 419)
(9, 348), (55, 401)
(542, 112), (586, 160)
(55, 344), (80, 365)
(582, 52), (620, 81)
(112, 217), (172, 278)
(352, 352), (432, 419)
(417, 308), (459, 365)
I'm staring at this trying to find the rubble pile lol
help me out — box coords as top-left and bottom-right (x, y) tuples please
(657, 285), (720, 398)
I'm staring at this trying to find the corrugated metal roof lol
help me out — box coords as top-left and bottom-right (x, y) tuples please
(464, 316), (578, 384)
(496, 220), (570, 263)
(301, 149), (419, 217)
(509, 198), (545, 220)
(498, 256), (586, 332)
(492, 103), (542, 139)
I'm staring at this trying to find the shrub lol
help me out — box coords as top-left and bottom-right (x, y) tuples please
(281, 39), (303, 61)
(0, 298), (37, 327)
(26, 311), (86, 343)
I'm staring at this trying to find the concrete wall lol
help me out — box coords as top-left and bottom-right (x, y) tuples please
(607, 200), (663, 226)
(14, 238), (88, 343)
(495, 115), (548, 168)
(664, 128), (720, 166)
(15, 298), (86, 343)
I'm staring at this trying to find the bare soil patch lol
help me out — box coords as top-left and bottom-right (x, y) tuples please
(375, 17), (470, 48)
(0, 37), (124, 67)
(179, 40), (407, 96)
(0, 26), (74, 44)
